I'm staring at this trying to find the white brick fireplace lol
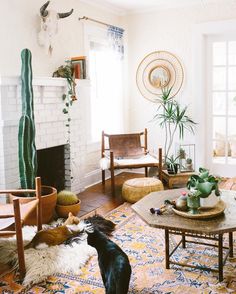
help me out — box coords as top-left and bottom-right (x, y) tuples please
(0, 76), (90, 193)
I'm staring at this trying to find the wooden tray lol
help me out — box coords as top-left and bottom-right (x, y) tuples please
(172, 200), (226, 219)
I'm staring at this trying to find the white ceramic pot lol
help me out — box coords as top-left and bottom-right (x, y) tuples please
(200, 191), (220, 208)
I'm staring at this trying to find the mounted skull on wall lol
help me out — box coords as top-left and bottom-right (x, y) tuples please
(38, 1), (74, 55)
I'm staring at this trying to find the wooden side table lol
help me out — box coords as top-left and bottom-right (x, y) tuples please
(162, 170), (195, 188)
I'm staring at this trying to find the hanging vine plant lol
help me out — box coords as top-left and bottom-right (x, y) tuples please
(53, 64), (77, 142)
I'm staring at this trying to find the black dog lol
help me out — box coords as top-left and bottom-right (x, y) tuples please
(87, 227), (131, 294)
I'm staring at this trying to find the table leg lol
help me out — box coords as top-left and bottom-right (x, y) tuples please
(182, 233), (186, 248)
(165, 229), (170, 269)
(229, 232), (233, 258)
(218, 234), (223, 282)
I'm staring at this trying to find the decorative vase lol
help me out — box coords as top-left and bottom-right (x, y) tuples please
(187, 195), (200, 214)
(167, 163), (179, 174)
(200, 191), (220, 208)
(186, 163), (193, 171)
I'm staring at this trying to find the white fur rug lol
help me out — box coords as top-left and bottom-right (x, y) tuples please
(0, 221), (96, 286)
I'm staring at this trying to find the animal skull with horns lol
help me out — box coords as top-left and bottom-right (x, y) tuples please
(38, 1), (74, 54)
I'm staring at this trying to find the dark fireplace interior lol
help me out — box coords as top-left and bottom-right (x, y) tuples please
(37, 145), (65, 192)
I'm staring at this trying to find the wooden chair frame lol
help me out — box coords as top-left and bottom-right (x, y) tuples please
(0, 177), (42, 280)
(101, 129), (163, 196)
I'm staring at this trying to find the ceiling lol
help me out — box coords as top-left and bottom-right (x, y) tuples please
(81, 0), (224, 15)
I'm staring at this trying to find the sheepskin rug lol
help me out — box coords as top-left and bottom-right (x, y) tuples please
(0, 221), (96, 286)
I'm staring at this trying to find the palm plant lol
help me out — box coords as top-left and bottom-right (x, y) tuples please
(153, 88), (196, 161)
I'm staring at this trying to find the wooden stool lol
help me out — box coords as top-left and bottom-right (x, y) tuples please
(122, 177), (164, 203)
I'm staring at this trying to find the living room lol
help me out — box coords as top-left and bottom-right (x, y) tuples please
(0, 0), (236, 293)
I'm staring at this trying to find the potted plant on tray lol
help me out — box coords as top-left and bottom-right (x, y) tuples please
(187, 167), (221, 208)
(9, 49), (57, 224)
(56, 190), (81, 218)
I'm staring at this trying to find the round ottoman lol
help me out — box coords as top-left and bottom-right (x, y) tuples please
(122, 177), (164, 203)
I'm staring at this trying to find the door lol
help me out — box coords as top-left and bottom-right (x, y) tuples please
(206, 36), (236, 176)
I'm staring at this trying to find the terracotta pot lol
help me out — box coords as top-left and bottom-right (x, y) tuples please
(55, 199), (81, 218)
(9, 186), (57, 225)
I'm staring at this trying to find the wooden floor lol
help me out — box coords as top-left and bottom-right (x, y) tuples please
(77, 172), (144, 217)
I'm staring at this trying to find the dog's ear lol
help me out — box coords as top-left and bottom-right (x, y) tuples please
(68, 212), (73, 217)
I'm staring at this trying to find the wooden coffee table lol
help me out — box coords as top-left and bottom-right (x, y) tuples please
(132, 188), (236, 281)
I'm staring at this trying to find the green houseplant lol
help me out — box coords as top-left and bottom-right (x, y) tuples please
(166, 155), (180, 174)
(187, 167), (221, 208)
(53, 64), (77, 144)
(56, 190), (81, 218)
(153, 87), (196, 162)
(9, 49), (57, 224)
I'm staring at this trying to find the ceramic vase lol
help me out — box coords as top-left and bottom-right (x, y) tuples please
(200, 191), (220, 208)
(187, 195), (200, 214)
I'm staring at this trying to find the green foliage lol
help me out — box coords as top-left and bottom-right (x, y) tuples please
(153, 87), (196, 161)
(57, 190), (79, 205)
(187, 167), (221, 198)
(166, 154), (180, 174)
(53, 64), (77, 144)
(18, 49), (37, 192)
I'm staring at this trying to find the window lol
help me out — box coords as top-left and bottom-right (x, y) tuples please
(207, 37), (236, 170)
(85, 25), (124, 143)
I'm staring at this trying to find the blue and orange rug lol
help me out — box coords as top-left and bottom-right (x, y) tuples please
(0, 202), (236, 293)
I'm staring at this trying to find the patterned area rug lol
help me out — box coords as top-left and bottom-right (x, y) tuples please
(0, 202), (236, 293)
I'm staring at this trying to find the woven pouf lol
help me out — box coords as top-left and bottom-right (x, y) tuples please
(122, 177), (164, 203)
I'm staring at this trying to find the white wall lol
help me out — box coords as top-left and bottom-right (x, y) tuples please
(124, 1), (236, 162)
(0, 0), (123, 189)
(0, 0), (122, 76)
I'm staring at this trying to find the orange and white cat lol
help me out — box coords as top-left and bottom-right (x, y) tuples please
(24, 212), (92, 250)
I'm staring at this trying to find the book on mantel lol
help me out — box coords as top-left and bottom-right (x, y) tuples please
(70, 56), (86, 79)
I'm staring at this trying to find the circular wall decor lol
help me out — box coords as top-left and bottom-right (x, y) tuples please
(136, 51), (184, 102)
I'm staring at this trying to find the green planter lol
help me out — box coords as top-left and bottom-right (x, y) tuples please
(187, 195), (200, 214)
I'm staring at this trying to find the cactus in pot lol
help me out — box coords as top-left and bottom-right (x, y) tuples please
(56, 190), (81, 218)
(11, 49), (58, 224)
(57, 190), (79, 205)
(186, 158), (193, 171)
(18, 48), (37, 191)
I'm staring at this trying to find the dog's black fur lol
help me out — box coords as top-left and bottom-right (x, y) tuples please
(87, 227), (131, 294)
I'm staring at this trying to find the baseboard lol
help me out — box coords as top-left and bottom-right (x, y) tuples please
(84, 169), (146, 189)
(84, 169), (121, 189)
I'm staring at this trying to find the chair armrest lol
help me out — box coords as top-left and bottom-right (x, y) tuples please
(0, 214), (15, 218)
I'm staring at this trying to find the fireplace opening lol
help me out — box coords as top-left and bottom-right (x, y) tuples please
(37, 145), (65, 192)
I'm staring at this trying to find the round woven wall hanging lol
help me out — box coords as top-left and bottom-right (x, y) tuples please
(136, 51), (184, 102)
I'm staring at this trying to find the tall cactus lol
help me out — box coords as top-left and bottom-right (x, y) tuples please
(18, 48), (37, 191)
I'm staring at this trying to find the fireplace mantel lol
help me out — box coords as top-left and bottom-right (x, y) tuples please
(0, 76), (90, 86)
(0, 76), (90, 193)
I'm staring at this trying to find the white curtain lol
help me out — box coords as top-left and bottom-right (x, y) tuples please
(86, 24), (125, 142)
